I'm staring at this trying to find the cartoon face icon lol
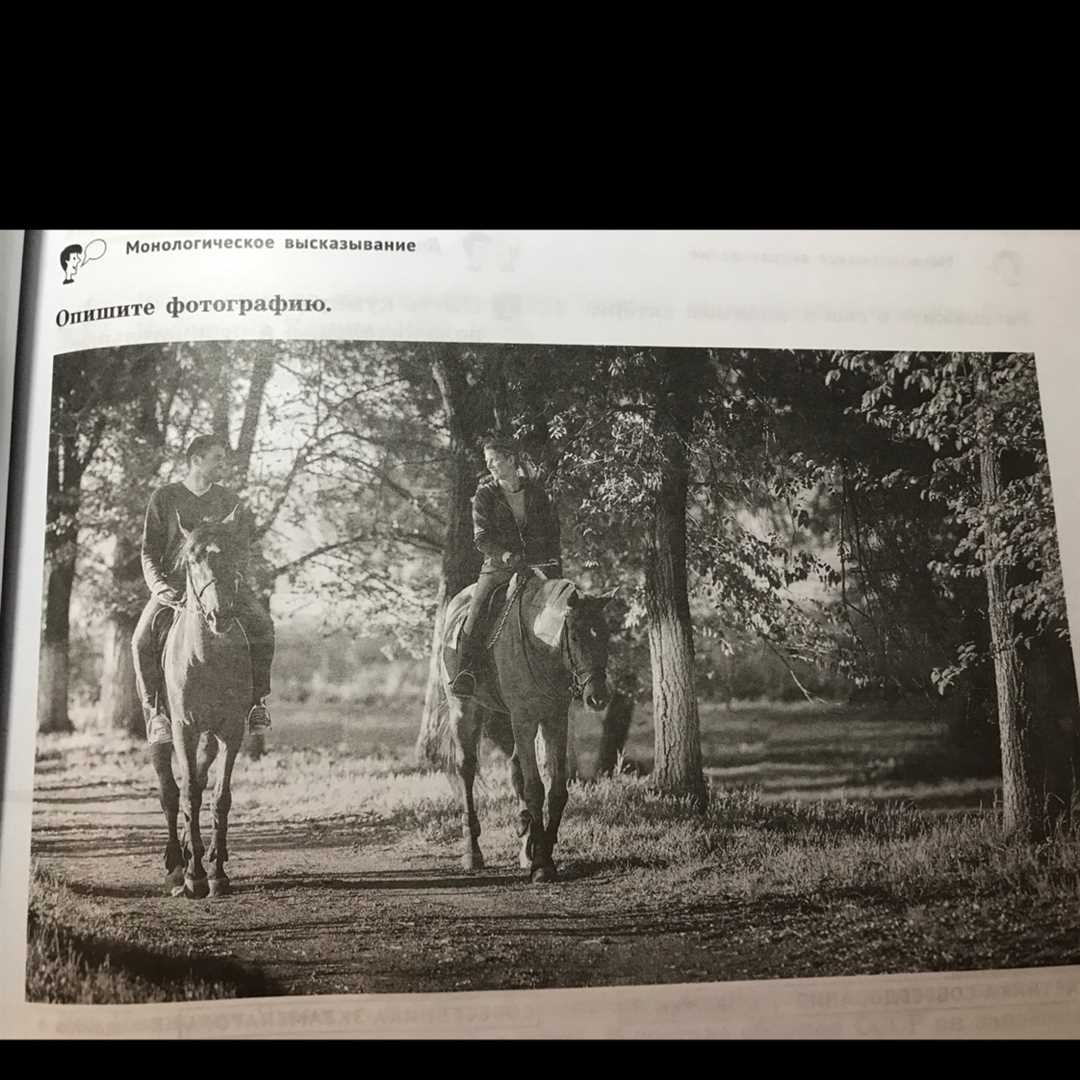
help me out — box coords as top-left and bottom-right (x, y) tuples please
(60, 238), (106, 284)
(60, 244), (83, 284)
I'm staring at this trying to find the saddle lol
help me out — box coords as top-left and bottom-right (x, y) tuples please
(444, 574), (529, 713)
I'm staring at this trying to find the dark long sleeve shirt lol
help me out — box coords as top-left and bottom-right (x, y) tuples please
(140, 482), (253, 596)
(472, 476), (562, 574)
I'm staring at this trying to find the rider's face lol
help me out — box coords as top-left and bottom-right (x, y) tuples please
(485, 448), (517, 486)
(193, 445), (226, 482)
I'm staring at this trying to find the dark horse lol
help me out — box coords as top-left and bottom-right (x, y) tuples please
(441, 571), (615, 882)
(149, 511), (252, 899)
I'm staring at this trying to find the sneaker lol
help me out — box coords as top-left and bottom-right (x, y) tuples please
(247, 702), (272, 733)
(450, 671), (476, 699)
(147, 710), (173, 746)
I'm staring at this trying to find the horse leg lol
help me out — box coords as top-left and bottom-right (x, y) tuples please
(450, 696), (485, 871)
(511, 713), (551, 883)
(207, 733), (240, 897)
(541, 709), (571, 872)
(195, 731), (218, 799)
(509, 748), (534, 870)
(173, 723), (209, 899)
(481, 713), (529, 866)
(193, 731), (222, 892)
(149, 741), (184, 890)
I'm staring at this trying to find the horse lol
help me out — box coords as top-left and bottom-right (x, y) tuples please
(148, 510), (252, 900)
(441, 570), (615, 882)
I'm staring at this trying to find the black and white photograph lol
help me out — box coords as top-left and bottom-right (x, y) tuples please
(25, 338), (1080, 1004)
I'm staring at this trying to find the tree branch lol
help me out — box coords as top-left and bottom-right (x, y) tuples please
(270, 526), (443, 578)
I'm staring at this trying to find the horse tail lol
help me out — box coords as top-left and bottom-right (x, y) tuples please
(433, 690), (493, 796)
(432, 683), (458, 776)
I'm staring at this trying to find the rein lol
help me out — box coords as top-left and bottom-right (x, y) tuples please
(184, 566), (241, 629)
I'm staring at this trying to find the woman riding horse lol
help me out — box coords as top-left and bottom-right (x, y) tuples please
(450, 435), (563, 698)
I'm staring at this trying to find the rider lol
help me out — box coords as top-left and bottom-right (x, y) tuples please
(131, 435), (276, 744)
(450, 435), (562, 699)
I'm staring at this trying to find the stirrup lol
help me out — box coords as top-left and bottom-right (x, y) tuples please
(450, 670), (476, 699)
(247, 702), (272, 733)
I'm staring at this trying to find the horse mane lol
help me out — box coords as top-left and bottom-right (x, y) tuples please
(525, 577), (579, 648)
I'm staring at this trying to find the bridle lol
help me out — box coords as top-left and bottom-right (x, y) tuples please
(559, 610), (610, 703)
(184, 563), (240, 628)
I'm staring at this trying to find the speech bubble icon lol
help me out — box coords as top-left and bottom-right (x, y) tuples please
(82, 238), (107, 263)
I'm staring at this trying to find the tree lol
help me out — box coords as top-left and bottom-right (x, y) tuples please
(40, 351), (137, 733)
(829, 350), (1077, 840)
(93, 345), (192, 735)
(640, 348), (709, 809)
(415, 344), (494, 764)
(532, 346), (710, 808)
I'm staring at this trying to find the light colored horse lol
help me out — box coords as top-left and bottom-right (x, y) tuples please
(152, 512), (252, 899)
(441, 573), (614, 882)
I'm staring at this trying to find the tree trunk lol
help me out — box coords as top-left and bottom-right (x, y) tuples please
(99, 611), (142, 736)
(416, 347), (488, 765)
(236, 345), (276, 478)
(97, 531), (148, 735)
(1024, 636), (1079, 835)
(978, 382), (1044, 841)
(417, 579), (452, 765)
(644, 349), (708, 812)
(39, 415), (82, 734)
(38, 561), (76, 733)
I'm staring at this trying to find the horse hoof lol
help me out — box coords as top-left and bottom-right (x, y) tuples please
(530, 864), (557, 884)
(164, 866), (186, 892)
(185, 875), (210, 900)
(208, 876), (231, 898)
(519, 848), (533, 870)
(461, 849), (484, 872)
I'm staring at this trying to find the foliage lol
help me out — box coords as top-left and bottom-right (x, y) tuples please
(827, 350), (1068, 691)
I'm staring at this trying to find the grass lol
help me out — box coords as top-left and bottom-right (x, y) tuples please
(25, 865), (273, 1004)
(29, 698), (1080, 999)
(37, 724), (1078, 911)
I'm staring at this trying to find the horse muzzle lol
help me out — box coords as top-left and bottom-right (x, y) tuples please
(205, 607), (234, 636)
(583, 673), (612, 712)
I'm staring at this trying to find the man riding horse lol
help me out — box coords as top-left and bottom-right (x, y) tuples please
(450, 435), (563, 699)
(132, 435), (276, 745)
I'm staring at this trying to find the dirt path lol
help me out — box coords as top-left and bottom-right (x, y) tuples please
(29, 764), (1080, 999)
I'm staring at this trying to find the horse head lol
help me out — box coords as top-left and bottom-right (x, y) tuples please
(563, 588), (619, 712)
(175, 507), (243, 636)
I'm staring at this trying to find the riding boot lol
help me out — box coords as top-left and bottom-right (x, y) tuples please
(451, 631), (484, 699)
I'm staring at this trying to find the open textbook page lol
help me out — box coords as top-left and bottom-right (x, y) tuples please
(2, 230), (1080, 1038)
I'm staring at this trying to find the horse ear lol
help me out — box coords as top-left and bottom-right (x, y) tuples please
(220, 503), (241, 526)
(175, 511), (190, 541)
(602, 586), (621, 608)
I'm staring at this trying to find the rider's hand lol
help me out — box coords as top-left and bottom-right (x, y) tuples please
(158, 588), (182, 606)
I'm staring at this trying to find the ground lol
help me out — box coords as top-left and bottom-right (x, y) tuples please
(25, 701), (1080, 1001)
